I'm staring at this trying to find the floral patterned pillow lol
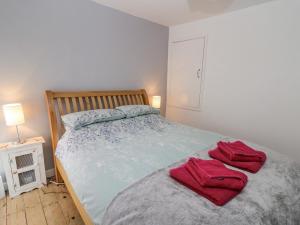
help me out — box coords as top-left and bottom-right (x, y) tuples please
(116, 105), (160, 118)
(62, 109), (125, 130)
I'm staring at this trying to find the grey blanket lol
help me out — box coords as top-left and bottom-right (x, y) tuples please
(102, 148), (300, 225)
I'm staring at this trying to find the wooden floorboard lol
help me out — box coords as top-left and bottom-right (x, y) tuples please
(25, 205), (47, 225)
(0, 197), (6, 225)
(0, 183), (84, 225)
(7, 195), (25, 215)
(7, 211), (26, 225)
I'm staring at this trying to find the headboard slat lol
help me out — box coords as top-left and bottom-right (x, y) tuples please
(118, 95), (123, 106)
(113, 96), (118, 107)
(103, 96), (108, 108)
(139, 94), (144, 104)
(57, 98), (64, 115)
(96, 96), (102, 109)
(91, 97), (97, 109)
(72, 97), (78, 112)
(131, 95), (136, 104)
(78, 97), (84, 111)
(85, 97), (91, 110)
(127, 95), (132, 104)
(122, 95), (128, 105)
(107, 96), (113, 108)
(65, 98), (71, 114)
(137, 95), (141, 104)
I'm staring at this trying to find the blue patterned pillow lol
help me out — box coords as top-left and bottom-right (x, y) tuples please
(62, 109), (125, 129)
(116, 105), (160, 118)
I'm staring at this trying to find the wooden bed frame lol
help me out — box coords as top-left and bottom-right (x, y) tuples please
(45, 89), (150, 225)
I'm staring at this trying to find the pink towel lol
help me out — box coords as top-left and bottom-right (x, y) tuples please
(218, 141), (266, 162)
(209, 147), (266, 173)
(170, 161), (247, 206)
(185, 158), (248, 190)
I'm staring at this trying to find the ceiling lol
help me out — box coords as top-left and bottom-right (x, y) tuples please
(91, 0), (275, 26)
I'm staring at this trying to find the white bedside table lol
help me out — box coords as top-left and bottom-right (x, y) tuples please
(0, 137), (47, 198)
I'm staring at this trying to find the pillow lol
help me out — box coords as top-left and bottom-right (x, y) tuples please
(116, 105), (160, 118)
(61, 109), (125, 130)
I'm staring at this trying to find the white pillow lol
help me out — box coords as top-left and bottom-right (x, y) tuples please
(116, 105), (159, 118)
(61, 109), (125, 129)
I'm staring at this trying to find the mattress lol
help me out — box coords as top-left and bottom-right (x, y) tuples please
(55, 114), (225, 224)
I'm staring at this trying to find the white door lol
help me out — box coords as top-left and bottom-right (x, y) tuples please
(168, 37), (206, 110)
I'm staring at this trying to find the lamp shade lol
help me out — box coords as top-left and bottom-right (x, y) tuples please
(151, 96), (161, 109)
(2, 103), (25, 126)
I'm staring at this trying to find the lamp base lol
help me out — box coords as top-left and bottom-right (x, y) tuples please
(15, 125), (24, 144)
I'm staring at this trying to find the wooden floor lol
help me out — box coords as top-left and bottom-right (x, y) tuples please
(0, 183), (84, 225)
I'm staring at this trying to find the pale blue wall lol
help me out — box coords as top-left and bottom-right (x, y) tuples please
(0, 0), (168, 180)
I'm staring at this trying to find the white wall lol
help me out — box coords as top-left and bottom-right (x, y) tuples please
(167, 0), (300, 161)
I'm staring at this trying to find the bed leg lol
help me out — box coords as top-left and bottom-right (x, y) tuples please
(55, 168), (64, 183)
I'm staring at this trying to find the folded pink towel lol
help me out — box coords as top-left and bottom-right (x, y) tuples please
(218, 141), (267, 162)
(170, 160), (247, 206)
(185, 158), (248, 190)
(209, 147), (266, 173)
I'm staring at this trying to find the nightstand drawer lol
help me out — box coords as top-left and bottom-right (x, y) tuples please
(15, 169), (40, 190)
(8, 146), (39, 170)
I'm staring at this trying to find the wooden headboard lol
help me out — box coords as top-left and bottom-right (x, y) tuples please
(45, 89), (149, 178)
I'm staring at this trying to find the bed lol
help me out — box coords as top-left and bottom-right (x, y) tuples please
(45, 89), (300, 225)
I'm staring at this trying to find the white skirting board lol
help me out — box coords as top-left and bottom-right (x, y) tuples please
(2, 168), (55, 191)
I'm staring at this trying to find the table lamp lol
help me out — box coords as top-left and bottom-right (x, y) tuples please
(2, 103), (25, 144)
(151, 96), (161, 109)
